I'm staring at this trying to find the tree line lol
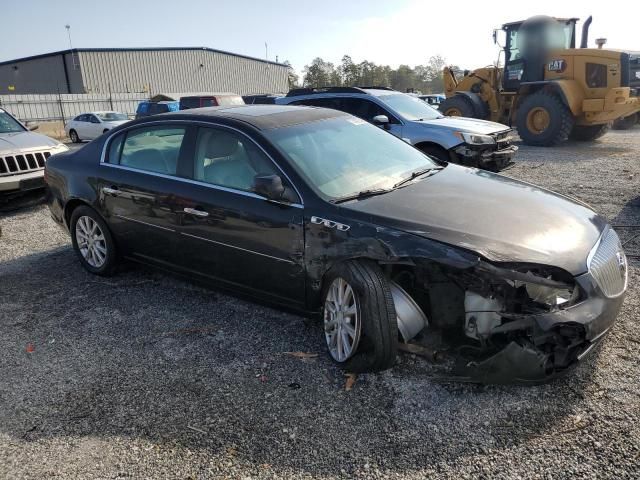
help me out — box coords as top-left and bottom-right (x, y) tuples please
(293, 55), (460, 94)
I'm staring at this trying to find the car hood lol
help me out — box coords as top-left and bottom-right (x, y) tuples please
(420, 116), (510, 135)
(0, 131), (65, 155)
(341, 165), (606, 275)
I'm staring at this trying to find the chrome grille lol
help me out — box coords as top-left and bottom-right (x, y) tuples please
(0, 151), (50, 177)
(588, 229), (628, 298)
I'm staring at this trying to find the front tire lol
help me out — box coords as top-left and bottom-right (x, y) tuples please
(516, 91), (574, 146)
(570, 124), (610, 141)
(70, 205), (118, 276)
(69, 129), (80, 143)
(322, 260), (398, 373)
(439, 95), (476, 117)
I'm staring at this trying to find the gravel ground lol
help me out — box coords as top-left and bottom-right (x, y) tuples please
(1, 129), (639, 479)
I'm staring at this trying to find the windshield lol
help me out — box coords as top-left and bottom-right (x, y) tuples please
(381, 93), (442, 121)
(0, 110), (26, 133)
(96, 112), (128, 121)
(265, 116), (438, 200)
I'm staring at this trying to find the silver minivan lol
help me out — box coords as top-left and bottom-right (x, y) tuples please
(277, 87), (517, 171)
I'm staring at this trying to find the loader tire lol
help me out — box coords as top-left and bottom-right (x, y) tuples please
(612, 113), (638, 130)
(516, 91), (574, 146)
(439, 95), (476, 118)
(570, 124), (610, 141)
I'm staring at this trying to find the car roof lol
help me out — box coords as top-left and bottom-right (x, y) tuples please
(362, 89), (399, 97)
(149, 104), (347, 130)
(180, 93), (240, 98)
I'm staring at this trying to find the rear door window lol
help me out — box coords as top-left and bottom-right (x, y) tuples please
(107, 126), (186, 175)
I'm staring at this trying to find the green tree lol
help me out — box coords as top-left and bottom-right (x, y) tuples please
(339, 55), (361, 86)
(302, 58), (338, 88)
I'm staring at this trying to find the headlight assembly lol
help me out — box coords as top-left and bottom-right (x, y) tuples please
(523, 281), (577, 307)
(456, 132), (496, 145)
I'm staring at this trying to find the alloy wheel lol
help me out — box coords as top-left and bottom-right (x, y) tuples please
(324, 277), (361, 362)
(75, 216), (107, 268)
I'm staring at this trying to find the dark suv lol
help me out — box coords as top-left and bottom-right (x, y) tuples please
(277, 87), (517, 171)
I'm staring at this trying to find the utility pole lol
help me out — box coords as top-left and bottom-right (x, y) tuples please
(265, 42), (268, 61)
(65, 25), (73, 49)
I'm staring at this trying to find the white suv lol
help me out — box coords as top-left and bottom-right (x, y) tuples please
(0, 108), (68, 196)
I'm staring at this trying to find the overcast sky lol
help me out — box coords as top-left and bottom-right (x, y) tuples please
(2, 0), (637, 74)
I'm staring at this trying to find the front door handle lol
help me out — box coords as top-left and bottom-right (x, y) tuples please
(183, 207), (209, 217)
(102, 186), (120, 196)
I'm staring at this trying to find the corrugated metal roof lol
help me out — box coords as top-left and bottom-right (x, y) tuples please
(0, 47), (288, 68)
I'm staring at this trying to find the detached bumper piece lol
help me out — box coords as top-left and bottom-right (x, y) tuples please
(453, 144), (518, 172)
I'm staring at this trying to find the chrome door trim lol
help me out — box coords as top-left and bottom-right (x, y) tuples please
(114, 214), (175, 232)
(180, 232), (296, 264)
(100, 163), (303, 208)
(99, 119), (305, 207)
(183, 207), (209, 217)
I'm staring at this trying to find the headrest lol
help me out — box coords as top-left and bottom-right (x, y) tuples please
(205, 132), (239, 158)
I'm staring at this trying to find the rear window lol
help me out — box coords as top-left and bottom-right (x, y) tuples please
(180, 97), (201, 110)
(148, 103), (170, 115)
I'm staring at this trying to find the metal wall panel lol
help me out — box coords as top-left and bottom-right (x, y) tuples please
(77, 49), (289, 95)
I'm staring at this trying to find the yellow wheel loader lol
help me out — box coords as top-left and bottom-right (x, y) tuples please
(441, 16), (640, 146)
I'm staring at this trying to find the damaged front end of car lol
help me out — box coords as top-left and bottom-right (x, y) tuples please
(384, 229), (628, 384)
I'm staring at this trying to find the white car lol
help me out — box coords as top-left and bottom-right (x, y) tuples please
(65, 111), (130, 143)
(0, 108), (68, 195)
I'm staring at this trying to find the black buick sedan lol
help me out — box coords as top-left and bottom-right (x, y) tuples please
(45, 105), (628, 382)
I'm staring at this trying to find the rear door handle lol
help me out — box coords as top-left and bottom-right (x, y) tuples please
(183, 207), (209, 217)
(102, 186), (120, 196)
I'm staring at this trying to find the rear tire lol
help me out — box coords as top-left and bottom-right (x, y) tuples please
(70, 205), (118, 276)
(322, 260), (398, 373)
(612, 113), (638, 130)
(570, 124), (610, 141)
(69, 129), (80, 143)
(516, 91), (574, 146)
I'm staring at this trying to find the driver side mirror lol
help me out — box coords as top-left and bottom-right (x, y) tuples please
(25, 121), (39, 131)
(372, 115), (390, 130)
(253, 174), (286, 201)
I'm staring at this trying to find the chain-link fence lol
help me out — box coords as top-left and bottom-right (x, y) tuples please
(0, 92), (150, 123)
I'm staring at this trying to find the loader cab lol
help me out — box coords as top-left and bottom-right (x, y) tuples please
(501, 17), (578, 91)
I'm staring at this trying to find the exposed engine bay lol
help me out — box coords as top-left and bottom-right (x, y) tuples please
(385, 259), (611, 384)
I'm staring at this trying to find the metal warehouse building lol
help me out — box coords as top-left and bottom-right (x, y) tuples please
(0, 47), (289, 95)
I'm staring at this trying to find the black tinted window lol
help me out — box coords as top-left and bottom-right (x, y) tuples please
(114, 126), (186, 175)
(148, 103), (169, 115)
(586, 63), (607, 88)
(192, 127), (280, 193)
(180, 98), (200, 109)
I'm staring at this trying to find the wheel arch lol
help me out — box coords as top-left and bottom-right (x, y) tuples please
(64, 198), (101, 230)
(518, 80), (583, 117)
